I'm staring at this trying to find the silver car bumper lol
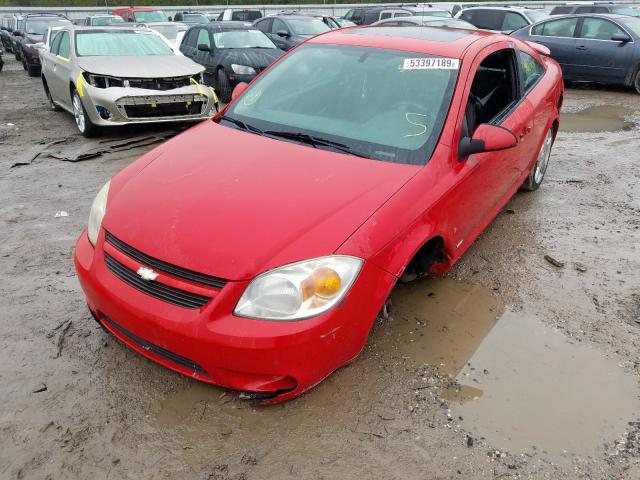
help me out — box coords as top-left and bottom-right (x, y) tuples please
(80, 83), (216, 127)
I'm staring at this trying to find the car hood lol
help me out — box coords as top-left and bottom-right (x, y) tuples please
(103, 121), (419, 281)
(220, 48), (282, 69)
(77, 55), (204, 77)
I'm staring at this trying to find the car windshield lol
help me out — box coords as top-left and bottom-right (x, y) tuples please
(75, 31), (174, 56)
(287, 18), (331, 36)
(527, 10), (550, 23)
(613, 7), (640, 17)
(623, 18), (640, 34)
(231, 11), (262, 22)
(134, 11), (168, 22)
(225, 44), (458, 165)
(213, 29), (276, 49)
(91, 16), (124, 26)
(25, 18), (70, 35)
(184, 14), (209, 24)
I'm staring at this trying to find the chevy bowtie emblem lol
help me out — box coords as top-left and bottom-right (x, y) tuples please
(136, 267), (159, 281)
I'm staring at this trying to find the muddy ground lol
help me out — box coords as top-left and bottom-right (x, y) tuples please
(1, 55), (639, 480)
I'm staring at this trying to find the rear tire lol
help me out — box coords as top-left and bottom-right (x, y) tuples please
(521, 127), (554, 191)
(633, 69), (640, 95)
(217, 69), (232, 103)
(21, 55), (27, 71)
(72, 90), (99, 137)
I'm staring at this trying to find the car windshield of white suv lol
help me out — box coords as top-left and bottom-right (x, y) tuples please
(287, 18), (331, 36)
(25, 18), (70, 35)
(134, 11), (168, 23)
(75, 31), (174, 56)
(213, 30), (276, 49)
(225, 44), (458, 165)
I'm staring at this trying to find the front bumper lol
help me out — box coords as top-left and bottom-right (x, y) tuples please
(79, 82), (217, 127)
(74, 229), (397, 403)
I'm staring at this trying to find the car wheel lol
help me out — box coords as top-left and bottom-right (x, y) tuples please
(634, 69), (640, 95)
(21, 55), (27, 71)
(14, 49), (20, 61)
(43, 79), (61, 112)
(72, 90), (99, 137)
(217, 69), (232, 103)
(521, 127), (554, 191)
(27, 63), (40, 77)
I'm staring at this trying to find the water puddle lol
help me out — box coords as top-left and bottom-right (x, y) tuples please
(388, 277), (640, 457)
(560, 105), (637, 132)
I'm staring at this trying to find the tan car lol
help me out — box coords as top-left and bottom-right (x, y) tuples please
(40, 26), (217, 136)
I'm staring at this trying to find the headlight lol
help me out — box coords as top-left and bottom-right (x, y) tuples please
(230, 64), (256, 75)
(87, 181), (110, 247)
(234, 256), (363, 321)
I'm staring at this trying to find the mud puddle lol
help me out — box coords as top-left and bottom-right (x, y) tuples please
(386, 278), (640, 457)
(560, 105), (638, 132)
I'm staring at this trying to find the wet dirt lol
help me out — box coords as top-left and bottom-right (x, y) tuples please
(2, 56), (640, 480)
(560, 105), (638, 132)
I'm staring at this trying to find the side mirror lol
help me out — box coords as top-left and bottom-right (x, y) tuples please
(276, 30), (290, 37)
(611, 33), (631, 43)
(168, 16), (173, 21)
(231, 82), (249, 101)
(458, 124), (518, 161)
(197, 43), (210, 52)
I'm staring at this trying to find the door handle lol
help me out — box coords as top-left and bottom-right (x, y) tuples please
(576, 45), (587, 51)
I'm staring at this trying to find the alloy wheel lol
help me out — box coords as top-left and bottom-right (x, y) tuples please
(72, 94), (85, 133)
(533, 129), (553, 185)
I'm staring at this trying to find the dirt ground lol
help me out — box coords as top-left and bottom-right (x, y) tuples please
(1, 54), (639, 480)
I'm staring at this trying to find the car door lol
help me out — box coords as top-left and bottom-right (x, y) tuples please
(270, 18), (292, 50)
(527, 17), (580, 78)
(574, 17), (634, 82)
(449, 46), (535, 243)
(44, 30), (67, 105)
(50, 30), (74, 110)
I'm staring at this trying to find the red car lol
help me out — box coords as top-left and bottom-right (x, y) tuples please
(75, 26), (563, 403)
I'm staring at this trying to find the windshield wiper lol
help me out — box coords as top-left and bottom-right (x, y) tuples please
(218, 115), (263, 135)
(263, 130), (370, 159)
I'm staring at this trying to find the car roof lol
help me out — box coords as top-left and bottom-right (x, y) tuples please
(310, 25), (492, 58)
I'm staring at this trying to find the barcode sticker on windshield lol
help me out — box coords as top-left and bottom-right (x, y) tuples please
(402, 58), (460, 70)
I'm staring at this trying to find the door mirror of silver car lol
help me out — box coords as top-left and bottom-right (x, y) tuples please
(458, 124), (518, 161)
(231, 82), (249, 101)
(611, 33), (631, 43)
(276, 30), (290, 37)
(197, 43), (210, 52)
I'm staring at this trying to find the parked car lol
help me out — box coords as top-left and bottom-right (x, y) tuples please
(513, 13), (640, 93)
(253, 15), (331, 51)
(16, 14), (71, 76)
(75, 25), (562, 404)
(0, 46), (3, 72)
(112, 7), (169, 23)
(180, 22), (282, 102)
(217, 9), (263, 22)
(135, 22), (189, 47)
(275, 11), (342, 30)
(173, 12), (209, 25)
(550, 4), (639, 17)
(9, 15), (24, 60)
(40, 26), (217, 137)
(82, 14), (125, 26)
(456, 6), (549, 33)
(342, 6), (414, 25)
(0, 15), (16, 52)
(335, 18), (357, 28)
(204, 12), (222, 22)
(373, 16), (477, 29)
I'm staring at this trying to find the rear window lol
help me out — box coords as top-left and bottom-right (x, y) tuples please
(231, 10), (262, 22)
(550, 6), (574, 15)
(25, 17), (70, 35)
(75, 31), (174, 56)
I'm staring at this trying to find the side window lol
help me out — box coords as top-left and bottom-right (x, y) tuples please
(272, 18), (288, 34)
(217, 13), (223, 21)
(518, 51), (544, 93)
(254, 18), (272, 33)
(50, 31), (63, 55)
(466, 10), (503, 30)
(579, 18), (625, 40)
(380, 12), (392, 20)
(462, 49), (519, 138)
(196, 28), (210, 48)
(58, 31), (70, 58)
(533, 17), (578, 37)
(502, 12), (528, 31)
(394, 11), (411, 18)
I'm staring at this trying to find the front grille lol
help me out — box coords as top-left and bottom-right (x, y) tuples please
(123, 100), (204, 119)
(105, 253), (211, 309)
(127, 76), (192, 91)
(102, 315), (207, 374)
(105, 232), (228, 289)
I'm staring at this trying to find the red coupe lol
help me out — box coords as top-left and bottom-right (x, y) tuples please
(75, 26), (563, 403)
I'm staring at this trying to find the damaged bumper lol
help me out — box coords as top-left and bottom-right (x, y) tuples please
(79, 82), (217, 127)
(74, 229), (396, 403)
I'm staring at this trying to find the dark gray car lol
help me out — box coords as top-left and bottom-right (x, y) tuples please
(513, 14), (640, 93)
(253, 15), (331, 51)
